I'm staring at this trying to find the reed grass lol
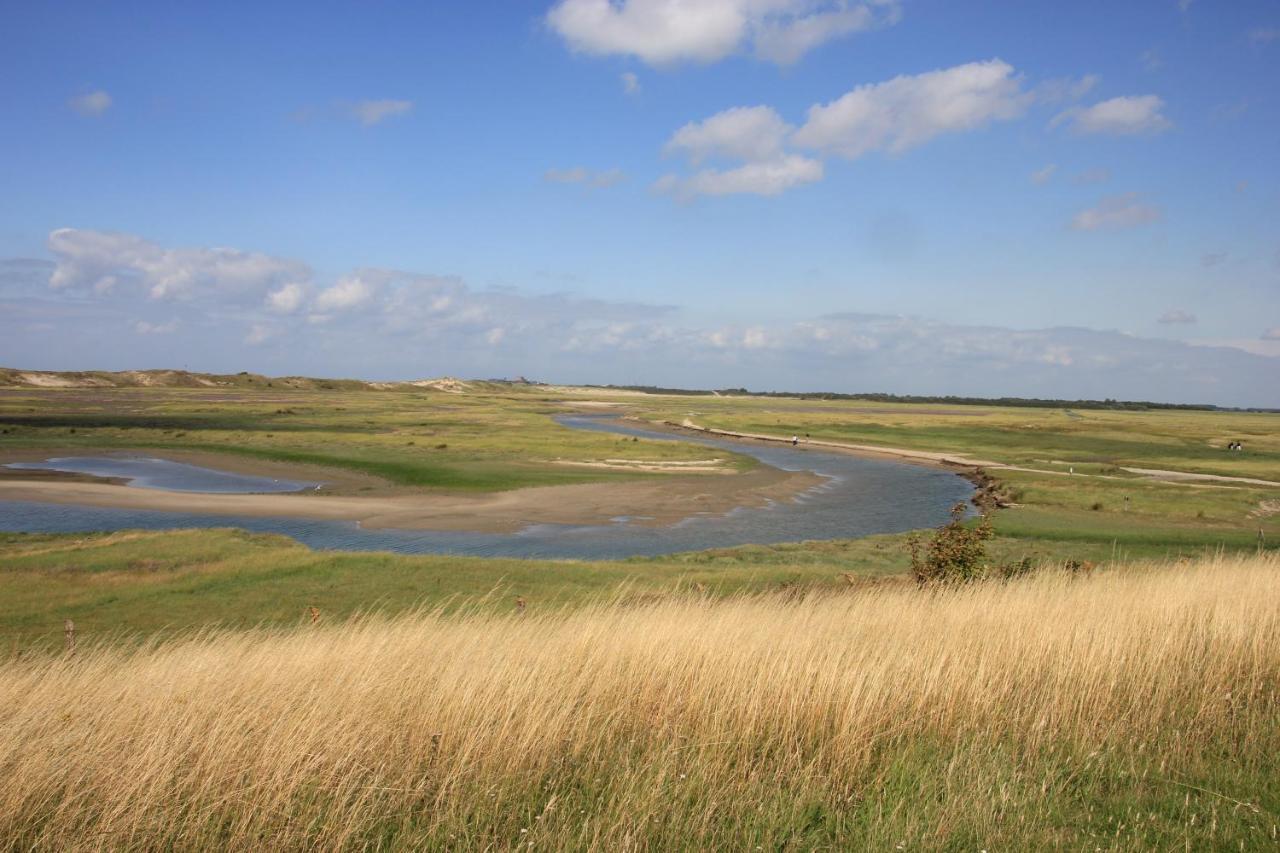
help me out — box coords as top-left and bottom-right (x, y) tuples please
(1, 554), (1277, 849)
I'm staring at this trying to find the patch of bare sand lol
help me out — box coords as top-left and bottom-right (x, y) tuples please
(551, 458), (728, 473)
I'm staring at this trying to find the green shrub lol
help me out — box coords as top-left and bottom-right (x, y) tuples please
(907, 504), (993, 586)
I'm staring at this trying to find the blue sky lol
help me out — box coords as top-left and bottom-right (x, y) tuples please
(2, 0), (1278, 405)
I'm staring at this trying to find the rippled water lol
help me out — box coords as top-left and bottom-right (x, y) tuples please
(4, 456), (317, 493)
(0, 416), (973, 558)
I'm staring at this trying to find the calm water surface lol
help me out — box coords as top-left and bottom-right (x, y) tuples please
(5, 456), (317, 493)
(0, 416), (972, 559)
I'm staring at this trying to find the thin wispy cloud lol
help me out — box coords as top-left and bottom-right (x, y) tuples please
(1072, 168), (1111, 185)
(68, 90), (112, 117)
(1158, 309), (1196, 325)
(1070, 194), (1162, 231)
(1030, 164), (1057, 186)
(347, 99), (413, 126)
(621, 71), (640, 95)
(544, 166), (627, 188)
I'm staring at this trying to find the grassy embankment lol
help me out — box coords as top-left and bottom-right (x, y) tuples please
(1, 554), (1277, 849)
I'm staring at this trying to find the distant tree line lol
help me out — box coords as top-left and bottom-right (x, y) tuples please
(584, 385), (1252, 411)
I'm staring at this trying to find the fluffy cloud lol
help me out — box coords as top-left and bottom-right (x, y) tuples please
(791, 60), (1031, 158)
(46, 229), (311, 301)
(665, 105), (791, 164)
(347, 99), (413, 126)
(68, 91), (112, 117)
(1158, 309), (1196, 325)
(266, 282), (306, 314)
(314, 276), (375, 312)
(5, 232), (1279, 406)
(546, 0), (901, 66)
(657, 105), (821, 198)
(544, 166), (627, 188)
(657, 60), (1028, 198)
(1052, 95), (1172, 135)
(1070, 194), (1162, 231)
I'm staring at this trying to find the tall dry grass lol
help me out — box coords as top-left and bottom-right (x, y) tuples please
(1, 555), (1278, 850)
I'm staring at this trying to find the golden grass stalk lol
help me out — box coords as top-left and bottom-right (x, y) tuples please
(1, 554), (1277, 850)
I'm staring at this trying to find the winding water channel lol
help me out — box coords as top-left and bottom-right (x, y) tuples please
(0, 416), (973, 559)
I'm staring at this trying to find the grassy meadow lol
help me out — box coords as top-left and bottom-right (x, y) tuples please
(1, 553), (1277, 849)
(1, 380), (1278, 651)
(2, 378), (1279, 848)
(0, 383), (751, 493)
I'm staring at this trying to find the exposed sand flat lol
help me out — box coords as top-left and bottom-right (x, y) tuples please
(0, 461), (821, 533)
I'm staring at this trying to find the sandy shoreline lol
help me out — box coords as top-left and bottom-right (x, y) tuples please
(0, 448), (822, 533)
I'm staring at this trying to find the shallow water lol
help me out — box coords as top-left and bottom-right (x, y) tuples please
(4, 456), (317, 493)
(0, 416), (973, 559)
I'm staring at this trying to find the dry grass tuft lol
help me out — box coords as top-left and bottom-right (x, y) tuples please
(1, 554), (1278, 849)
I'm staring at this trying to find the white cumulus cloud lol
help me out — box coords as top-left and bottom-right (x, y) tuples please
(314, 276), (375, 312)
(546, 0), (901, 66)
(791, 59), (1031, 159)
(665, 105), (791, 164)
(46, 228), (311, 302)
(1052, 95), (1172, 135)
(266, 282), (306, 314)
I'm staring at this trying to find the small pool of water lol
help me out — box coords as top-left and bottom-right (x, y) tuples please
(0, 417), (974, 558)
(4, 456), (318, 493)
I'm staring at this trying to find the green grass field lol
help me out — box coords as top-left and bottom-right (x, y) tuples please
(2, 379), (1278, 849)
(1, 380), (1277, 652)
